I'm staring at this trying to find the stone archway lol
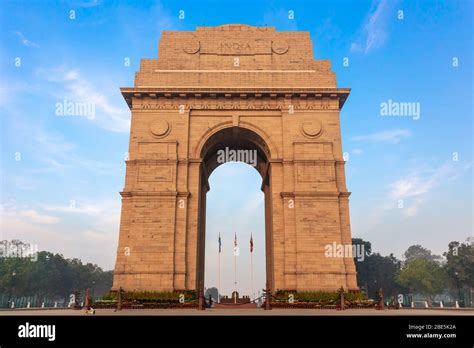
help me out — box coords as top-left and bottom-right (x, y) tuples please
(112, 24), (358, 294)
(196, 126), (273, 291)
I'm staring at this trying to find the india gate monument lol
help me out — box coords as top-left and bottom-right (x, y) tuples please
(112, 24), (358, 293)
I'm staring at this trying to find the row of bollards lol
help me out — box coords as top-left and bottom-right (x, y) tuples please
(410, 300), (460, 308)
(9, 301), (60, 309)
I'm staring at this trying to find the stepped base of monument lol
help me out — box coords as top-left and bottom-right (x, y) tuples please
(213, 303), (258, 309)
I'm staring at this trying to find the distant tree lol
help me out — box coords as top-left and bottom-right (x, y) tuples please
(352, 238), (406, 299)
(352, 238), (372, 256)
(352, 238), (372, 293)
(0, 240), (113, 303)
(396, 258), (447, 304)
(404, 244), (441, 262)
(444, 241), (474, 302)
(366, 253), (406, 299)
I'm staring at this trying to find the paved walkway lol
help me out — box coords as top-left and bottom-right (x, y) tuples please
(1, 308), (473, 316)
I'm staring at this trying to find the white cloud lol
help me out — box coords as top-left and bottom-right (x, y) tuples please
(351, 129), (411, 144)
(350, 0), (398, 54)
(387, 163), (468, 217)
(388, 163), (458, 201)
(43, 202), (102, 215)
(403, 202), (422, 217)
(77, 0), (101, 7)
(389, 176), (435, 200)
(21, 128), (122, 175)
(0, 199), (120, 268)
(1, 204), (59, 225)
(352, 148), (364, 155)
(356, 161), (470, 230)
(20, 209), (59, 224)
(15, 31), (40, 48)
(36, 65), (130, 133)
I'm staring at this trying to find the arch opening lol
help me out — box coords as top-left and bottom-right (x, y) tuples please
(200, 126), (271, 180)
(204, 162), (266, 301)
(196, 126), (274, 296)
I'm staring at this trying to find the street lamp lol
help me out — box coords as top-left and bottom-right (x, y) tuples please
(91, 281), (96, 302)
(9, 271), (17, 307)
(454, 271), (462, 305)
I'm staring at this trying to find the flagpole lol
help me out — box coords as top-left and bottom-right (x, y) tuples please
(250, 233), (254, 300)
(234, 253), (236, 291)
(217, 233), (221, 303)
(251, 251), (254, 300)
(218, 251), (220, 303)
(233, 232), (238, 292)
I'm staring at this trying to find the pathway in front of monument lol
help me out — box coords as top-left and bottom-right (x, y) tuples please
(1, 308), (473, 316)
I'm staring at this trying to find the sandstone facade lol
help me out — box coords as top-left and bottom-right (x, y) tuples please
(112, 24), (358, 293)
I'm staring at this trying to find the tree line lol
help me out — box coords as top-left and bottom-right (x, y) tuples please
(352, 238), (473, 305)
(1, 239), (472, 305)
(0, 240), (112, 303)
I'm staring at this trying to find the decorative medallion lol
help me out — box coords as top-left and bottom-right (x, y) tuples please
(183, 39), (200, 54)
(150, 119), (170, 138)
(271, 40), (289, 55)
(301, 121), (322, 138)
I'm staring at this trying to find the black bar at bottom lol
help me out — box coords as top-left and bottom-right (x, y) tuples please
(0, 315), (472, 346)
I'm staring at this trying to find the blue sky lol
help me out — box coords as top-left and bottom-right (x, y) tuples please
(0, 0), (472, 296)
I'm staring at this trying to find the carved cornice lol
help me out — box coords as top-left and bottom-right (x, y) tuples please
(126, 158), (343, 166)
(120, 191), (190, 198)
(121, 87), (350, 110)
(126, 159), (178, 165)
(280, 191), (351, 198)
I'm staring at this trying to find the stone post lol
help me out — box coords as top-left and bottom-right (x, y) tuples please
(84, 288), (91, 308)
(116, 287), (122, 311)
(339, 286), (345, 310)
(73, 291), (81, 310)
(198, 280), (205, 311)
(378, 288), (385, 310)
(264, 280), (272, 310)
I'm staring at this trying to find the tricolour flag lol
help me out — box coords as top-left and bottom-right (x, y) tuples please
(233, 233), (239, 256)
(250, 234), (254, 253)
(218, 234), (222, 253)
